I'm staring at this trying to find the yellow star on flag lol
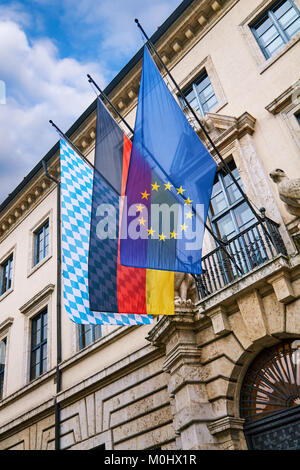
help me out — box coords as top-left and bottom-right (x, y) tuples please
(139, 217), (146, 226)
(177, 186), (185, 195)
(141, 190), (150, 200)
(170, 230), (177, 239)
(184, 197), (192, 206)
(181, 223), (188, 231)
(136, 204), (144, 213)
(159, 233), (166, 242)
(164, 182), (172, 191)
(147, 227), (155, 237)
(151, 182), (160, 191)
(186, 211), (194, 220)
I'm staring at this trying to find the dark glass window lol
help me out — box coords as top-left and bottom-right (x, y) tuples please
(30, 309), (47, 380)
(209, 161), (255, 241)
(296, 112), (300, 124)
(78, 324), (102, 350)
(251, 0), (300, 59)
(0, 338), (6, 399)
(181, 71), (218, 116)
(0, 254), (13, 295)
(34, 220), (49, 265)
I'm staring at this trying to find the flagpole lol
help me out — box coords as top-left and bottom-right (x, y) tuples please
(134, 19), (265, 227)
(87, 74), (134, 135)
(87, 77), (243, 274)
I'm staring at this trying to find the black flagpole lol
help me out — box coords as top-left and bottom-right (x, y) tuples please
(134, 18), (265, 227)
(87, 74), (134, 135)
(86, 75), (243, 275)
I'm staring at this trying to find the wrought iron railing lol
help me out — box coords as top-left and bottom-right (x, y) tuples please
(195, 212), (287, 300)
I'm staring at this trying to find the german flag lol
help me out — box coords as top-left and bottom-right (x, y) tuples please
(88, 98), (174, 316)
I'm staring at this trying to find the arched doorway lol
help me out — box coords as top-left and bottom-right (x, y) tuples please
(240, 340), (300, 450)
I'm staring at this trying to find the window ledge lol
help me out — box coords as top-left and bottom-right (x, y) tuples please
(27, 253), (52, 279)
(0, 287), (13, 303)
(258, 31), (300, 74)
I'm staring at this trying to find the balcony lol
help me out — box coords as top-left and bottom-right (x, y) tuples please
(195, 211), (288, 300)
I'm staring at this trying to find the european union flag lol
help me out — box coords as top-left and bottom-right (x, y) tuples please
(120, 46), (217, 275)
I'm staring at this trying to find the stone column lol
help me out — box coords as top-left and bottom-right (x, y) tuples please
(147, 308), (217, 450)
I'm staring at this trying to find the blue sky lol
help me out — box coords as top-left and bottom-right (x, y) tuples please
(0, 0), (182, 204)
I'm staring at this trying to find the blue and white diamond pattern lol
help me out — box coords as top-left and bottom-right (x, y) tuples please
(60, 139), (153, 325)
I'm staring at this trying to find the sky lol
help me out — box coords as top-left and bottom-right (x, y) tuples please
(0, 0), (183, 204)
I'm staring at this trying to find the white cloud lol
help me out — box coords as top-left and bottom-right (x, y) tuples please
(0, 20), (105, 204)
(0, 0), (183, 204)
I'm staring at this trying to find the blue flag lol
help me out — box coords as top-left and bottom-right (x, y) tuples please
(120, 46), (217, 274)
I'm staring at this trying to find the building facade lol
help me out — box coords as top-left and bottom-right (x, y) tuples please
(0, 0), (299, 450)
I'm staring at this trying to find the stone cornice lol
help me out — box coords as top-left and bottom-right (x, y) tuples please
(19, 284), (55, 314)
(0, 158), (60, 242)
(265, 80), (300, 115)
(106, 0), (238, 122)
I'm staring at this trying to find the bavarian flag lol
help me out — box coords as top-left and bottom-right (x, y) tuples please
(120, 46), (217, 275)
(88, 97), (174, 316)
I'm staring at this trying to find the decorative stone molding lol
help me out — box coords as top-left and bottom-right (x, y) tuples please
(266, 81), (300, 115)
(207, 306), (231, 336)
(267, 270), (295, 304)
(208, 416), (245, 435)
(19, 284), (55, 314)
(0, 160), (59, 242)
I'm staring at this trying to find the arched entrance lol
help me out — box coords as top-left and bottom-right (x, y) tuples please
(240, 340), (300, 450)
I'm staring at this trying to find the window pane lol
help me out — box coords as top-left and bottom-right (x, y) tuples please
(211, 192), (228, 216)
(94, 325), (102, 341)
(203, 94), (218, 112)
(196, 74), (210, 91)
(260, 25), (280, 47)
(0, 339), (6, 368)
(273, 1), (292, 19)
(31, 310), (47, 380)
(234, 203), (255, 231)
(255, 17), (273, 37)
(265, 35), (285, 55)
(278, 7), (298, 29)
(214, 213), (237, 239)
(226, 183), (243, 205)
(285, 16), (300, 37)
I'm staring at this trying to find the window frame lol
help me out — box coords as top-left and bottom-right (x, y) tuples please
(34, 219), (50, 266)
(0, 337), (7, 399)
(78, 324), (102, 350)
(180, 70), (219, 117)
(251, 0), (300, 59)
(30, 308), (48, 381)
(208, 162), (256, 241)
(0, 253), (13, 296)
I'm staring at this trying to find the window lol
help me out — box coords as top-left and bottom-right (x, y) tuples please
(209, 161), (256, 240)
(251, 0), (300, 59)
(0, 254), (13, 296)
(0, 338), (6, 399)
(30, 309), (47, 380)
(34, 220), (49, 265)
(78, 324), (102, 350)
(296, 111), (300, 124)
(180, 71), (218, 116)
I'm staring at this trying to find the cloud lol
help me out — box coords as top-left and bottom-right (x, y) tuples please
(0, 20), (105, 204)
(0, 0), (183, 204)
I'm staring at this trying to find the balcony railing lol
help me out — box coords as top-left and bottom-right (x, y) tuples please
(195, 212), (287, 300)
